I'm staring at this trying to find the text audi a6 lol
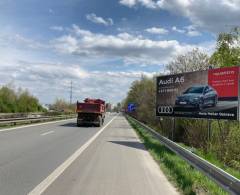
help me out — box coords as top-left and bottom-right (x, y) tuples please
(175, 85), (218, 110)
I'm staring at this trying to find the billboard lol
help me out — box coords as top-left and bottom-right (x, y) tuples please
(156, 66), (239, 120)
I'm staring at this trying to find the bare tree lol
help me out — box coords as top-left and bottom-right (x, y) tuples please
(166, 48), (211, 74)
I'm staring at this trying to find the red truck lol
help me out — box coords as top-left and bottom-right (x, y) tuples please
(76, 98), (106, 127)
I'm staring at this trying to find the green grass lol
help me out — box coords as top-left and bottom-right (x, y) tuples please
(178, 143), (240, 180)
(126, 116), (228, 195)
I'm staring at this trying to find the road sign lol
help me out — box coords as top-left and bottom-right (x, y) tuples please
(128, 103), (136, 112)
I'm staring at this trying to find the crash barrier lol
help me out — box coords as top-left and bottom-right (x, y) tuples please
(128, 115), (240, 195)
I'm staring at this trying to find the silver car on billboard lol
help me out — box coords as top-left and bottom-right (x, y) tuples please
(175, 85), (218, 110)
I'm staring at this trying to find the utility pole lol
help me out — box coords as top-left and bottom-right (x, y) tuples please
(70, 81), (72, 105)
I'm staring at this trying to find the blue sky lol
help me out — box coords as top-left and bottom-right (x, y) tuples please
(0, 0), (240, 104)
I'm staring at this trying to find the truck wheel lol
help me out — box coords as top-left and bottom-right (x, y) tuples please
(97, 116), (102, 127)
(77, 123), (81, 127)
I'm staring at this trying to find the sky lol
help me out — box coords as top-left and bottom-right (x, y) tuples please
(0, 0), (240, 104)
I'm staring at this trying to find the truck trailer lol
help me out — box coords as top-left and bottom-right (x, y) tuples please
(76, 98), (106, 127)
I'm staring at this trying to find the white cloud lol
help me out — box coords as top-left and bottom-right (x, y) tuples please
(196, 40), (216, 55)
(171, 25), (202, 36)
(185, 25), (202, 37)
(93, 70), (157, 78)
(145, 27), (169, 34)
(0, 33), (47, 49)
(187, 30), (201, 37)
(0, 30), (160, 104)
(50, 26), (64, 31)
(0, 25), (215, 104)
(53, 35), (78, 53)
(119, 0), (137, 7)
(71, 24), (92, 36)
(86, 13), (114, 26)
(119, 0), (159, 9)
(0, 57), (157, 104)
(52, 25), (199, 65)
(119, 0), (240, 33)
(172, 26), (185, 33)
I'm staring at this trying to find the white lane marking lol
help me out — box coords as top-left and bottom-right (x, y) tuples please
(41, 131), (55, 136)
(28, 115), (117, 195)
(0, 118), (76, 133)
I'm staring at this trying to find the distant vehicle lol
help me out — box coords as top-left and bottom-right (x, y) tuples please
(175, 85), (218, 110)
(76, 98), (106, 127)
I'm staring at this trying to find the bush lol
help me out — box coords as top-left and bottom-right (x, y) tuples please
(0, 86), (18, 112)
(0, 85), (44, 113)
(49, 98), (75, 113)
(223, 125), (240, 170)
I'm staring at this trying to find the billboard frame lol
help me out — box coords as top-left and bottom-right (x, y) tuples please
(156, 66), (240, 121)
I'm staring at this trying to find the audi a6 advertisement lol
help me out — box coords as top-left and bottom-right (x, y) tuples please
(156, 66), (239, 120)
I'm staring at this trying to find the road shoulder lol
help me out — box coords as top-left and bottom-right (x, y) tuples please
(42, 115), (179, 195)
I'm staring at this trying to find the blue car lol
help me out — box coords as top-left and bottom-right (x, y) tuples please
(175, 85), (218, 110)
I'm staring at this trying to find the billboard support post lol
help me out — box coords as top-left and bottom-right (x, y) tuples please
(172, 117), (175, 141)
(207, 119), (211, 148)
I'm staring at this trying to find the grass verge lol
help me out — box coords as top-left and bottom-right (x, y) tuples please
(126, 116), (228, 195)
(178, 143), (240, 180)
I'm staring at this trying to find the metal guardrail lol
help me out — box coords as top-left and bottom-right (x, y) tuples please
(0, 116), (51, 122)
(0, 115), (76, 126)
(128, 116), (240, 195)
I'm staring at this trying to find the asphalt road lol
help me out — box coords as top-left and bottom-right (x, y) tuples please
(0, 113), (178, 195)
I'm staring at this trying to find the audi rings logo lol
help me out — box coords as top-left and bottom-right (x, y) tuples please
(158, 106), (173, 114)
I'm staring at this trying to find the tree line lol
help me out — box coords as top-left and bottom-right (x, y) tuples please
(0, 85), (44, 113)
(0, 85), (77, 114)
(49, 98), (75, 113)
(124, 27), (240, 171)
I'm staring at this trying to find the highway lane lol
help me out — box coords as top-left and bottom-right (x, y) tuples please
(0, 113), (115, 195)
(42, 115), (179, 195)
